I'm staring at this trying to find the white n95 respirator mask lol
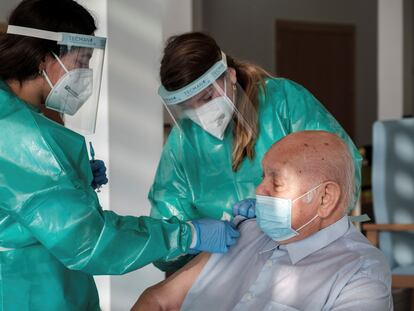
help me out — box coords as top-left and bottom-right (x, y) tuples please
(43, 52), (93, 116)
(184, 78), (234, 140)
(185, 96), (234, 140)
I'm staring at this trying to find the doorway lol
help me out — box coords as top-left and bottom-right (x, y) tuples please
(276, 20), (356, 139)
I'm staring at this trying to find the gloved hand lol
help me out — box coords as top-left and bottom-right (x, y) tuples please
(233, 198), (256, 218)
(188, 218), (240, 254)
(90, 160), (108, 190)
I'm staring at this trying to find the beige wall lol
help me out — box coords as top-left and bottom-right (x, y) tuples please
(0, 1), (20, 22)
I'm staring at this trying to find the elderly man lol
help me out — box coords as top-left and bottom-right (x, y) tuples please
(133, 131), (392, 311)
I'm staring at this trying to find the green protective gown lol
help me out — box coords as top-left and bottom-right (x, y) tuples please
(0, 81), (192, 311)
(149, 78), (362, 272)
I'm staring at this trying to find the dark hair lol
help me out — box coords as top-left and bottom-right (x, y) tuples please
(160, 32), (271, 171)
(0, 0), (96, 82)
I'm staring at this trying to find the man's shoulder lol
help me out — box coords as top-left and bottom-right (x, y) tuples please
(341, 224), (388, 260)
(228, 219), (273, 255)
(336, 225), (391, 286)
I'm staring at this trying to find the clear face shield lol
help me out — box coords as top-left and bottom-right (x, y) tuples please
(158, 52), (257, 142)
(6, 25), (106, 135)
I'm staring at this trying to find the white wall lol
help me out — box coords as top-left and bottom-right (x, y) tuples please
(106, 1), (164, 310)
(404, 0), (414, 117)
(107, 0), (192, 310)
(163, 0), (192, 40)
(197, 0), (377, 147)
(162, 0), (193, 125)
(377, 0), (413, 120)
(378, 0), (404, 120)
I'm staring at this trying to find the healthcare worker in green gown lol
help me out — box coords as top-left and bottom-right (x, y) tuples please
(149, 32), (363, 272)
(0, 2), (240, 310)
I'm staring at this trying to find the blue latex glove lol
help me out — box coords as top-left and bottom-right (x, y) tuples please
(233, 198), (256, 218)
(90, 160), (108, 190)
(188, 219), (240, 254)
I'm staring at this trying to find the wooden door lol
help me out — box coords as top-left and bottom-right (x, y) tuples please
(276, 20), (355, 138)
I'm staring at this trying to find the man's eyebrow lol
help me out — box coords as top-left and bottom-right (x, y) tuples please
(264, 168), (280, 177)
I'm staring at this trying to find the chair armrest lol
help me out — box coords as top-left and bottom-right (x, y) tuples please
(362, 224), (414, 247)
(363, 224), (414, 231)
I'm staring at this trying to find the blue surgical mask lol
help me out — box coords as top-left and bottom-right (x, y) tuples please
(256, 183), (323, 242)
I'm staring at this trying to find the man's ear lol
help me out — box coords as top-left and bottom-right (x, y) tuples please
(228, 67), (237, 84)
(317, 181), (341, 219)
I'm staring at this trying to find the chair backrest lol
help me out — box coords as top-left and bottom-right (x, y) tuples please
(372, 118), (414, 269)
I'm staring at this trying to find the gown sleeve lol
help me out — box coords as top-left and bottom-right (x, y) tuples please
(0, 105), (192, 275)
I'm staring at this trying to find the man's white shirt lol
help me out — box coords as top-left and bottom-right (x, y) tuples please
(182, 216), (392, 311)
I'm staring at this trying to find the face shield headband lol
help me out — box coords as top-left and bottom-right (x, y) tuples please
(158, 51), (228, 106)
(6, 25), (106, 49)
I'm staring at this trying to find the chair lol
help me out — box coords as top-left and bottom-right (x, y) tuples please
(363, 118), (414, 309)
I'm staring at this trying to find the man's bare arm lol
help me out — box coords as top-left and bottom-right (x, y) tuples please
(131, 253), (211, 311)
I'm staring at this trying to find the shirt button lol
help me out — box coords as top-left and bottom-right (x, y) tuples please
(265, 259), (273, 268)
(243, 292), (254, 301)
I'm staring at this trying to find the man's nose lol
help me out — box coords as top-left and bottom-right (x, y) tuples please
(256, 180), (271, 196)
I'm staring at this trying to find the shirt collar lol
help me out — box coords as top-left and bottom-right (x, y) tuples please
(277, 216), (350, 264)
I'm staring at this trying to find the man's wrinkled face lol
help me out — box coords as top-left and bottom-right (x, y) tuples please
(255, 145), (319, 235)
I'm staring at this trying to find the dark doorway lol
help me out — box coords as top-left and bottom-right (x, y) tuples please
(276, 20), (356, 139)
